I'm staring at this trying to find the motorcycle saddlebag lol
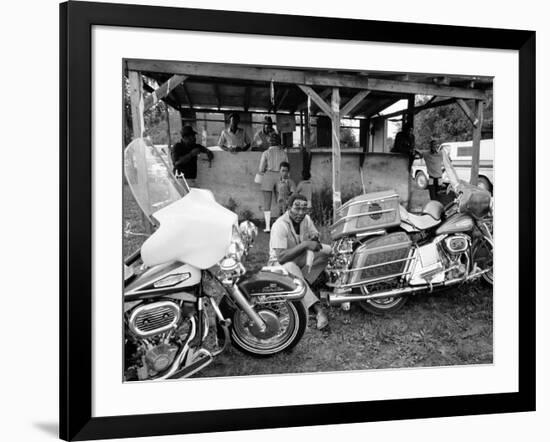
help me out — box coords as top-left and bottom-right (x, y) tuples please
(456, 182), (491, 218)
(347, 232), (412, 286)
(331, 190), (401, 240)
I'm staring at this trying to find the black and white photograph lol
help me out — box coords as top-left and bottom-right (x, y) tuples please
(122, 60), (494, 381)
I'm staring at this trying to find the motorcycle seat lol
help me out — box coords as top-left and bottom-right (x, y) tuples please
(399, 205), (441, 231)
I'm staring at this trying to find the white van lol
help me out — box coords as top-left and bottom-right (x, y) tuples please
(412, 139), (494, 193)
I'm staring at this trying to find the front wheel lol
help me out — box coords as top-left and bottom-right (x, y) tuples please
(221, 299), (307, 357)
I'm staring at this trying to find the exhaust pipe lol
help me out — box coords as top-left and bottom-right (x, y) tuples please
(328, 269), (490, 304)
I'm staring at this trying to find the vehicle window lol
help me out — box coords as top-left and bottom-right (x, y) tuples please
(457, 146), (473, 157)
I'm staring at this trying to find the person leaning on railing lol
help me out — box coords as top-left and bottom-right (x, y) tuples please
(217, 112), (251, 153)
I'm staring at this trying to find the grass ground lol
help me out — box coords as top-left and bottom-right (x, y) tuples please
(124, 185), (493, 378)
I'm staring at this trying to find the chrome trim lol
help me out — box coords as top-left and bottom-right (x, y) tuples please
(331, 208), (396, 228)
(128, 301), (181, 338)
(134, 316), (196, 382)
(326, 270), (413, 289)
(335, 194), (399, 214)
(328, 268), (491, 304)
(248, 278), (306, 302)
(339, 256), (415, 273)
(356, 230), (386, 239)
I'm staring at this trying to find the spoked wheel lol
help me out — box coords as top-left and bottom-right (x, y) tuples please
(357, 283), (408, 315)
(221, 299), (307, 357)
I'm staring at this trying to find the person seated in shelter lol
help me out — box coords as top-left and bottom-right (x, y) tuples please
(252, 116), (276, 151)
(296, 170), (313, 210)
(276, 161), (296, 215)
(391, 123), (416, 169)
(268, 193), (330, 330)
(258, 132), (289, 232)
(217, 112), (251, 153)
(170, 125), (214, 188)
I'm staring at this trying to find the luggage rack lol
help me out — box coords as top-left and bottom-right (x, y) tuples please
(331, 208), (396, 228)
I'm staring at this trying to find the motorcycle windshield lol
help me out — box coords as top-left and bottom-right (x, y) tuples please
(124, 138), (237, 269)
(124, 138), (188, 219)
(441, 147), (460, 192)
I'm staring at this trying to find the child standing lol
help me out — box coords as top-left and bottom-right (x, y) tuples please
(276, 161), (296, 215)
(296, 170), (313, 209)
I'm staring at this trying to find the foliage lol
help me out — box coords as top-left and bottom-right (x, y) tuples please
(340, 127), (357, 148)
(123, 76), (181, 147)
(223, 197), (239, 213)
(412, 95), (493, 150)
(238, 208), (255, 221)
(310, 186), (360, 228)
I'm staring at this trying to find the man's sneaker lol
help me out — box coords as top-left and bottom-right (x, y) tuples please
(316, 310), (329, 330)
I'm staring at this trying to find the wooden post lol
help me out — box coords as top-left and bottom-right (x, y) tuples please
(128, 71), (144, 139)
(331, 87), (341, 215)
(128, 71), (151, 233)
(359, 118), (369, 166)
(305, 97), (312, 152)
(470, 100), (484, 186)
(165, 106), (172, 148)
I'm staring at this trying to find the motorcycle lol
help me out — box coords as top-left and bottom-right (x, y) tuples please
(123, 138), (307, 381)
(326, 148), (493, 314)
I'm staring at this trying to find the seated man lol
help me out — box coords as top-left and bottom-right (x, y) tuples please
(268, 193), (330, 330)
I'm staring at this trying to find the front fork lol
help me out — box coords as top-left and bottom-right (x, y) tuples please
(203, 270), (267, 334)
(227, 285), (267, 332)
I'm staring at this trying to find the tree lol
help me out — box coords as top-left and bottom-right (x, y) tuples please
(413, 94), (493, 150)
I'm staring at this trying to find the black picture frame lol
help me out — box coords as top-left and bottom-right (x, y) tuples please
(60, 1), (536, 440)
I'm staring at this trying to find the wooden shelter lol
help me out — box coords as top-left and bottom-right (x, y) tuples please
(125, 59), (492, 215)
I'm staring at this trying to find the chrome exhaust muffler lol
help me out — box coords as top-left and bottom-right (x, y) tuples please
(328, 269), (490, 304)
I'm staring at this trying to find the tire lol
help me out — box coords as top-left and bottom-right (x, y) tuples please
(357, 284), (408, 315)
(359, 296), (408, 315)
(477, 176), (493, 194)
(220, 298), (307, 357)
(415, 171), (428, 189)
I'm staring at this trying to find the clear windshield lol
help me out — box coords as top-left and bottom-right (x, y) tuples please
(124, 138), (189, 219)
(441, 146), (460, 192)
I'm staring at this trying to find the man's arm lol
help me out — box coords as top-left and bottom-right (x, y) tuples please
(174, 147), (201, 168)
(275, 241), (320, 265)
(197, 144), (214, 161)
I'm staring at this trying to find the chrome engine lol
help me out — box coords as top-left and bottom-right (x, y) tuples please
(125, 298), (194, 381)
